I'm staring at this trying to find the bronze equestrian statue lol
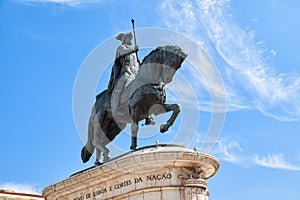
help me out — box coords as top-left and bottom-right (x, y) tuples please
(81, 32), (187, 165)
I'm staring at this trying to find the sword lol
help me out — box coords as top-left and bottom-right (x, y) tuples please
(131, 19), (140, 63)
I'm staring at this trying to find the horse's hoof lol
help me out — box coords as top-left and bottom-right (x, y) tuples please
(103, 157), (110, 163)
(94, 160), (103, 166)
(145, 117), (156, 126)
(160, 124), (169, 133)
(130, 145), (137, 151)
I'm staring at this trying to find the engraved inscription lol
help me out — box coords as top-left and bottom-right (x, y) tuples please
(72, 172), (173, 200)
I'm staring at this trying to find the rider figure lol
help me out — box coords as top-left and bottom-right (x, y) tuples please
(109, 32), (155, 125)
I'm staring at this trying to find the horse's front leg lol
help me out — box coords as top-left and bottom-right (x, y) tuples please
(130, 122), (139, 150)
(160, 104), (180, 133)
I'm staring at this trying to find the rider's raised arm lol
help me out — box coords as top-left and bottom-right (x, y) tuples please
(117, 45), (138, 58)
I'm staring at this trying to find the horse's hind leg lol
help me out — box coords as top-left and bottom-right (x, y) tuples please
(160, 104), (180, 133)
(102, 146), (110, 163)
(94, 144), (110, 165)
(95, 148), (102, 166)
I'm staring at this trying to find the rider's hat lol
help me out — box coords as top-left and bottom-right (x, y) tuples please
(116, 32), (132, 42)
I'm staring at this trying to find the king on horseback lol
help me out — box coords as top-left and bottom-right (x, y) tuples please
(81, 20), (187, 165)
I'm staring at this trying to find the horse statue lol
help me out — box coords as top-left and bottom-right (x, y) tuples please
(81, 45), (187, 165)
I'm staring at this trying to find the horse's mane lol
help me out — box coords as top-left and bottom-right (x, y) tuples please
(141, 45), (186, 66)
(140, 47), (161, 65)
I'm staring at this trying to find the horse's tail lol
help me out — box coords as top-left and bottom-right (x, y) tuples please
(81, 146), (93, 163)
(81, 106), (96, 163)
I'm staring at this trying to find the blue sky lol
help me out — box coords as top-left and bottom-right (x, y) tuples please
(1, 0), (300, 199)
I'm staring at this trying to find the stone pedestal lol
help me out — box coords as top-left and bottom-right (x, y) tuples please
(43, 145), (219, 200)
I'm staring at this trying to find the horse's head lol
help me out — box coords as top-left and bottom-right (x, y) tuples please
(141, 45), (187, 84)
(158, 46), (187, 83)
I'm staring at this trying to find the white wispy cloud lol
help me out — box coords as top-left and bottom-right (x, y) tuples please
(0, 182), (39, 194)
(16, 0), (103, 7)
(254, 154), (300, 171)
(212, 139), (245, 165)
(212, 139), (300, 171)
(159, 0), (300, 121)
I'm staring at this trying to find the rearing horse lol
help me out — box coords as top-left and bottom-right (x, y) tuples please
(81, 45), (187, 164)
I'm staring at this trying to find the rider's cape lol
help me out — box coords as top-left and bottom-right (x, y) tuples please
(107, 58), (122, 90)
